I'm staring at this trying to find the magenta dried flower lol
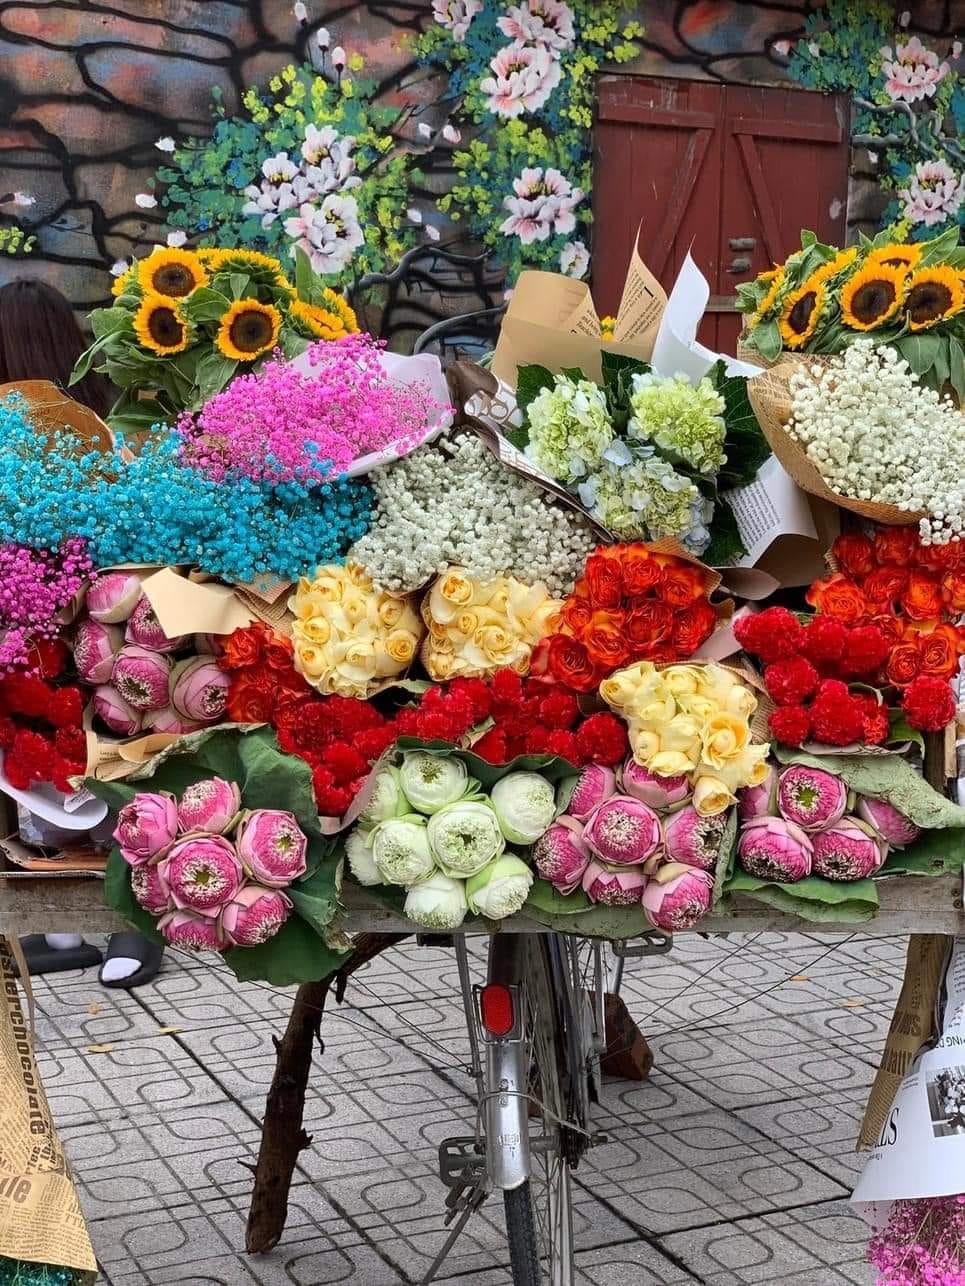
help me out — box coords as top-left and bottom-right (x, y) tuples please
(0, 537), (92, 675)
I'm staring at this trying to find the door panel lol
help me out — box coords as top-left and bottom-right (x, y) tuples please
(593, 76), (851, 355)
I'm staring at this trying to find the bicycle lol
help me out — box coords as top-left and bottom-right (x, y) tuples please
(417, 928), (669, 1286)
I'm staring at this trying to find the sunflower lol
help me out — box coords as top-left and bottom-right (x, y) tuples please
(779, 281), (826, 348)
(866, 243), (922, 273)
(290, 299), (350, 341)
(753, 267), (784, 322)
(904, 266), (965, 330)
(141, 247), (207, 299)
(811, 246), (859, 286)
(133, 293), (189, 355)
(320, 287), (359, 333)
(840, 263), (906, 330)
(215, 298), (282, 360)
(207, 247), (294, 294)
(110, 265), (137, 298)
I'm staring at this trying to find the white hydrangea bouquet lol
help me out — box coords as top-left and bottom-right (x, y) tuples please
(508, 351), (769, 563)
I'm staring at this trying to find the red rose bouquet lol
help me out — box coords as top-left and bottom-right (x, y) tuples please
(532, 544), (719, 694)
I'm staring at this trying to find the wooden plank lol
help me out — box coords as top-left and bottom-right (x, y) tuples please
(2, 874), (962, 940)
(727, 117), (843, 143)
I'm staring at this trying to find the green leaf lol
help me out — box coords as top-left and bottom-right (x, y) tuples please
(724, 869), (880, 922)
(932, 336), (951, 389)
(948, 337), (965, 402)
(103, 847), (166, 944)
(525, 898), (652, 938)
(704, 496), (745, 566)
(917, 225), (961, 266)
(886, 710), (925, 751)
(294, 245), (316, 302)
(525, 880), (592, 916)
(516, 363), (556, 417)
(287, 861), (341, 937)
(222, 914), (348, 986)
(193, 350), (238, 403)
(894, 333), (943, 378)
(775, 748), (965, 831)
(753, 320), (783, 363)
(713, 808), (738, 904)
(715, 366), (771, 489)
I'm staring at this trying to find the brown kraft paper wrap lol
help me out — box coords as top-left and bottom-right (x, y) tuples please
(858, 933), (950, 1150)
(0, 937), (97, 1279)
(745, 355), (923, 527)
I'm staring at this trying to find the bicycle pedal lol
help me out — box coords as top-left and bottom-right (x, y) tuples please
(437, 1136), (486, 1190)
(612, 931), (672, 958)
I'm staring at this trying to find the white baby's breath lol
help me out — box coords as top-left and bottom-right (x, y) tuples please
(349, 430), (596, 595)
(787, 340), (965, 544)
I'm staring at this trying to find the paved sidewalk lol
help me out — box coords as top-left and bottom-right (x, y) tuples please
(32, 930), (901, 1284)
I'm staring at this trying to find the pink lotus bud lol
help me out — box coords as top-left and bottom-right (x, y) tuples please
(581, 859), (648, 906)
(532, 816), (591, 894)
(148, 705), (205, 735)
(93, 683), (143, 735)
(170, 655), (229, 724)
(663, 805), (727, 871)
(177, 776), (241, 835)
(114, 791), (178, 864)
(641, 862), (713, 932)
(738, 816), (813, 883)
(130, 862), (171, 915)
(738, 765), (778, 821)
(582, 795), (661, 865)
(158, 833), (243, 916)
(73, 620), (123, 684)
(621, 759), (689, 812)
(86, 571), (142, 623)
(812, 819), (888, 881)
(112, 645), (172, 712)
(157, 908), (225, 952)
(777, 765), (848, 832)
(125, 594), (187, 653)
(857, 797), (920, 848)
(220, 885), (293, 946)
(235, 809), (308, 887)
(566, 765), (616, 821)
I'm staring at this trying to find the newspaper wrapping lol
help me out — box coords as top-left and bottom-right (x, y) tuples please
(0, 936), (97, 1278)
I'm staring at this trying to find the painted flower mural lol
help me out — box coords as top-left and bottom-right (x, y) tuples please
(787, 1), (965, 240)
(416, 0), (642, 281)
(151, 54), (419, 282)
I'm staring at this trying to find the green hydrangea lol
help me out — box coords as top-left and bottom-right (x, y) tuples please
(526, 376), (614, 483)
(580, 455), (710, 552)
(628, 373), (726, 475)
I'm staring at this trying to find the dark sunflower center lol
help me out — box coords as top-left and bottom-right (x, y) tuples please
(788, 291), (817, 334)
(882, 256), (912, 269)
(850, 280), (896, 323)
(149, 263), (195, 297)
(907, 281), (954, 325)
(229, 309), (273, 352)
(148, 306), (184, 347)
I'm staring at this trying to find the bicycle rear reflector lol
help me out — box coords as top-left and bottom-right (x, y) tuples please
(479, 984), (515, 1037)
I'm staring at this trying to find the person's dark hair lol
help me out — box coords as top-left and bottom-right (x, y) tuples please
(0, 278), (113, 418)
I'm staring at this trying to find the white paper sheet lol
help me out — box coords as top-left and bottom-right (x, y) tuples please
(722, 455), (818, 567)
(650, 252), (763, 381)
(852, 937), (965, 1203)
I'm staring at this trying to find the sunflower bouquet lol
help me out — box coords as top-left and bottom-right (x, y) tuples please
(737, 226), (965, 402)
(72, 244), (359, 437)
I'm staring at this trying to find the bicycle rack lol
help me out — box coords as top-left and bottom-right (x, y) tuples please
(612, 931), (673, 958)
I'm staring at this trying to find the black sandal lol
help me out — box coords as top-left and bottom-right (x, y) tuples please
(98, 931), (164, 990)
(18, 934), (103, 975)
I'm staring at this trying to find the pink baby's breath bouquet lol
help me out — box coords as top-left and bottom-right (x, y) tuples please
(175, 333), (451, 486)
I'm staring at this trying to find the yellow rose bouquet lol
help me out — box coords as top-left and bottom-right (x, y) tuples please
(421, 569), (561, 681)
(290, 564), (423, 699)
(601, 661), (770, 817)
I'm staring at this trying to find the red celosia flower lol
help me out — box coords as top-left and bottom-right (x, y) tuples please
(801, 615), (849, 666)
(768, 705), (812, 747)
(838, 623), (891, 678)
(538, 689), (580, 730)
(323, 743), (370, 786)
(809, 691), (866, 746)
(472, 727), (510, 764)
(733, 606), (806, 663)
(901, 675), (956, 733)
(544, 728), (580, 761)
(764, 656), (820, 706)
(574, 712), (629, 766)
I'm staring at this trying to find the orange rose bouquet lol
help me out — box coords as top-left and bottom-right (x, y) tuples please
(531, 544), (720, 694)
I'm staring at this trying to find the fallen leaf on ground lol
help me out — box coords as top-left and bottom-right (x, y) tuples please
(86, 1001), (102, 1016)
(86, 1044), (114, 1054)
(156, 1026), (182, 1036)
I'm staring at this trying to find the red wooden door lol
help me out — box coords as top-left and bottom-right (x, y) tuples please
(593, 77), (850, 354)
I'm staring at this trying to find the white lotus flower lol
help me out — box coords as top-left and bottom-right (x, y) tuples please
(466, 855), (534, 919)
(427, 801), (504, 877)
(371, 816), (435, 886)
(399, 752), (472, 814)
(345, 828), (382, 887)
(490, 772), (557, 844)
(359, 766), (409, 826)
(405, 871), (468, 929)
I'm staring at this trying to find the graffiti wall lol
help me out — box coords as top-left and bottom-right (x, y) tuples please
(0, 1), (962, 319)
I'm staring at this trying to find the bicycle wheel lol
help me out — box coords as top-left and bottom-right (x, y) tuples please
(488, 933), (595, 1286)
